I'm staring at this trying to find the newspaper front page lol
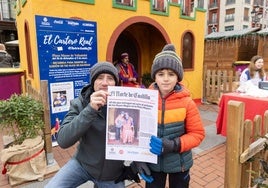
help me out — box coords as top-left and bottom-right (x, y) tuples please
(106, 86), (158, 164)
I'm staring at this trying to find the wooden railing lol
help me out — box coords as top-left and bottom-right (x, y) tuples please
(225, 101), (268, 188)
(203, 68), (240, 104)
(25, 80), (54, 165)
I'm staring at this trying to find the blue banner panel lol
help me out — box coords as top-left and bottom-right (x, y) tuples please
(35, 15), (97, 144)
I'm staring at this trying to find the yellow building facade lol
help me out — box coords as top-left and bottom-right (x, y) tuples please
(15, 0), (205, 100)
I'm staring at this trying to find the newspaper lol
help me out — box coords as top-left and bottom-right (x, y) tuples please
(105, 86), (158, 164)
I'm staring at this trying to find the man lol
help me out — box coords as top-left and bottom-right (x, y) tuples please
(0, 43), (13, 68)
(45, 62), (140, 188)
(114, 111), (125, 141)
(115, 53), (141, 87)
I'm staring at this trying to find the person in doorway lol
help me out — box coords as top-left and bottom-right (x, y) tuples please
(132, 44), (205, 188)
(240, 55), (266, 86)
(45, 62), (140, 188)
(115, 52), (141, 87)
(0, 43), (13, 68)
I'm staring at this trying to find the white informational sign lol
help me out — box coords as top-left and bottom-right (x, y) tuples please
(106, 86), (158, 164)
(50, 81), (74, 114)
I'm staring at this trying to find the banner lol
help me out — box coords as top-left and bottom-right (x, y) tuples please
(35, 15), (97, 145)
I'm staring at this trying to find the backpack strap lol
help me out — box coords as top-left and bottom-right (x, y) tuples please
(245, 70), (250, 80)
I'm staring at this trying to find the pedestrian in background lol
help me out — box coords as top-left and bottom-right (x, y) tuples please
(0, 43), (13, 68)
(240, 55), (267, 86)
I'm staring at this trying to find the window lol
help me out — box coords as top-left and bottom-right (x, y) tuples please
(225, 25), (234, 31)
(212, 12), (217, 24)
(115, 0), (134, 6)
(150, 0), (169, 15)
(0, 0), (16, 20)
(226, 0), (235, 5)
(190, 0), (194, 13)
(243, 7), (249, 21)
(197, 0), (204, 8)
(225, 8), (235, 22)
(182, 32), (194, 69)
(179, 0), (185, 15)
(113, 0), (137, 11)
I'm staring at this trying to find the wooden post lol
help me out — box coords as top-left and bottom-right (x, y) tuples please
(251, 115), (262, 186)
(40, 80), (54, 165)
(224, 100), (244, 188)
(205, 69), (211, 102)
(228, 70), (232, 92)
(264, 111), (268, 161)
(202, 65), (207, 103)
(216, 70), (221, 100)
(241, 120), (252, 187)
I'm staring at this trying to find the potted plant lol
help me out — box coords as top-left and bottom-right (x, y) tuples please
(0, 94), (46, 186)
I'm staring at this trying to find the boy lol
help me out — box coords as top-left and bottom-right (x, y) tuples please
(134, 44), (205, 188)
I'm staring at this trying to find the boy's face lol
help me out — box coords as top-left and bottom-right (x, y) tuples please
(93, 73), (116, 92)
(155, 69), (178, 97)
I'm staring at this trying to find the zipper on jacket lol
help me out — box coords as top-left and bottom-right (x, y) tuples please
(180, 157), (185, 172)
(160, 97), (166, 171)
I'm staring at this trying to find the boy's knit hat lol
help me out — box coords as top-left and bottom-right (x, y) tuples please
(151, 44), (183, 82)
(90, 62), (119, 86)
